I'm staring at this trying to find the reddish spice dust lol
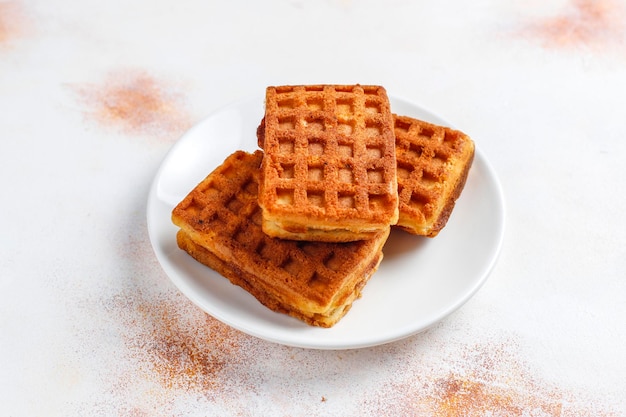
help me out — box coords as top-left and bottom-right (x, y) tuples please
(525, 0), (624, 49)
(109, 290), (246, 395)
(429, 375), (561, 417)
(0, 1), (25, 46)
(363, 340), (619, 417)
(431, 374), (618, 417)
(76, 70), (191, 139)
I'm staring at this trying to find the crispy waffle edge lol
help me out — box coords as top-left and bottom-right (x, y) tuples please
(176, 229), (384, 328)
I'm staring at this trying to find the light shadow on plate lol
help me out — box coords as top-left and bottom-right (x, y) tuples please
(382, 228), (429, 260)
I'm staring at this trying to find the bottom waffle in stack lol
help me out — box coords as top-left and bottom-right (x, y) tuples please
(171, 150), (390, 328)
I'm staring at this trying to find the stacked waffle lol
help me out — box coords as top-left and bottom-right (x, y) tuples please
(172, 85), (475, 327)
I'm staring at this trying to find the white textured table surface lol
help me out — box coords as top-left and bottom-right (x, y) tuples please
(2, 1), (625, 416)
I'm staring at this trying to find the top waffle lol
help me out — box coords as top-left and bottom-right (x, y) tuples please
(393, 114), (475, 237)
(257, 85), (399, 242)
(171, 150), (390, 327)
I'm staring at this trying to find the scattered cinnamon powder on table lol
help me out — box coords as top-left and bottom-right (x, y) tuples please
(0, 1), (26, 46)
(522, 0), (624, 50)
(75, 69), (192, 139)
(429, 374), (562, 416)
(362, 338), (620, 416)
(108, 290), (248, 397)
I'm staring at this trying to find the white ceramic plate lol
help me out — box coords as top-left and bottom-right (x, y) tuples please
(147, 95), (505, 350)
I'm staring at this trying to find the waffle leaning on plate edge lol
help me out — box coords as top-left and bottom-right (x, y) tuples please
(171, 85), (475, 328)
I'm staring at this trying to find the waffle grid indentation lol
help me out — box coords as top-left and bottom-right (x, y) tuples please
(267, 85), (393, 213)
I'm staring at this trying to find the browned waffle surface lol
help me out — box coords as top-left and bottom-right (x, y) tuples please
(171, 150), (390, 327)
(393, 115), (475, 237)
(258, 84), (398, 242)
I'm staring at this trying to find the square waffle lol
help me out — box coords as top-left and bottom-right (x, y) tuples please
(171, 150), (390, 327)
(393, 114), (475, 237)
(257, 84), (399, 242)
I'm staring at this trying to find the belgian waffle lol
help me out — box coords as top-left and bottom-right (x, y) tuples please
(171, 150), (390, 327)
(393, 114), (475, 237)
(257, 84), (399, 242)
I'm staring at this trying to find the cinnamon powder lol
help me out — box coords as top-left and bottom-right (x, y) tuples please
(0, 1), (25, 46)
(75, 70), (192, 139)
(362, 338), (619, 416)
(108, 290), (248, 396)
(429, 374), (562, 416)
(524, 0), (624, 49)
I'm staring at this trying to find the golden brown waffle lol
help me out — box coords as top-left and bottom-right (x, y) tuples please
(257, 84), (398, 242)
(171, 150), (390, 327)
(393, 115), (475, 237)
